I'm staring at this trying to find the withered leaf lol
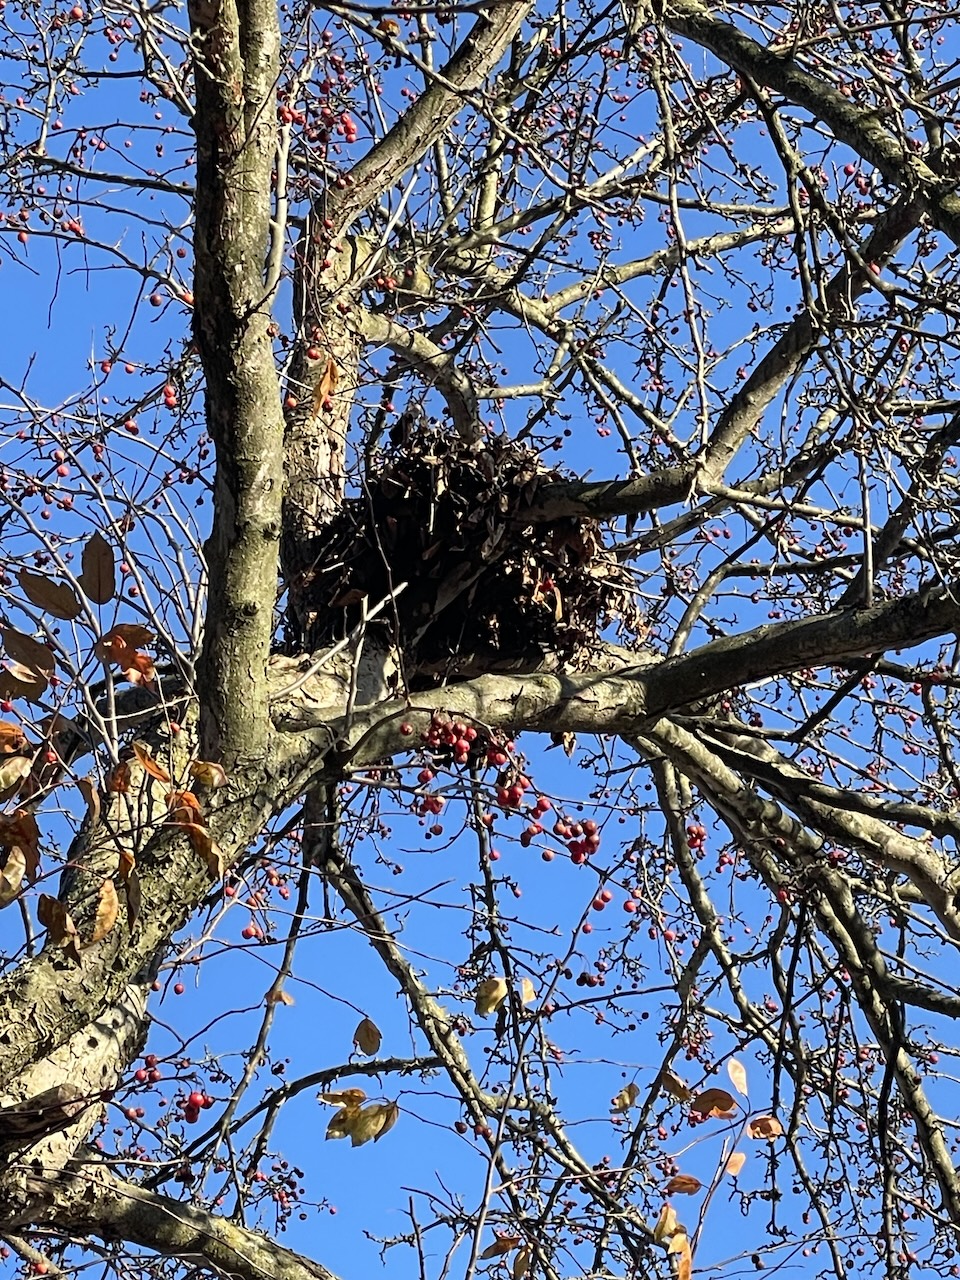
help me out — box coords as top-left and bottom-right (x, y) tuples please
(0, 846), (26, 907)
(512, 1245), (531, 1280)
(265, 984), (295, 1006)
(668, 1231), (692, 1280)
(353, 1017), (382, 1056)
(665, 1174), (702, 1195)
(95, 624), (154, 662)
(725, 1150), (746, 1177)
(78, 531), (116, 604)
(117, 850), (141, 931)
(0, 721), (28, 755)
(18, 569), (82, 621)
(475, 976), (509, 1016)
(747, 1115), (784, 1140)
(181, 823), (224, 881)
(657, 1070), (693, 1102)
(480, 1236), (521, 1260)
(0, 626), (55, 677)
(0, 754), (33, 799)
(653, 1203), (679, 1244)
(37, 893), (82, 963)
(90, 878), (119, 943)
(519, 977), (537, 1007)
(376, 16), (400, 34)
(0, 663), (48, 704)
(349, 1101), (396, 1147)
(133, 741), (171, 783)
(325, 1106), (357, 1141)
(318, 1088), (367, 1108)
(189, 759), (228, 789)
(167, 790), (204, 825)
(77, 776), (101, 827)
(727, 1058), (749, 1098)
(690, 1087), (737, 1118)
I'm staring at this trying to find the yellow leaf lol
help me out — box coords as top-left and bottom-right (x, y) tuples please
(665, 1174), (702, 1195)
(189, 759), (228, 789)
(475, 976), (509, 1016)
(480, 1236), (521, 1260)
(0, 846), (26, 906)
(318, 1088), (367, 1108)
(0, 754), (31, 800)
(747, 1115), (784, 1140)
(657, 1070), (692, 1102)
(90, 878), (119, 943)
(611, 1082), (640, 1112)
(519, 977), (537, 1006)
(727, 1057), (749, 1097)
(668, 1232), (692, 1280)
(690, 1088), (737, 1118)
(18, 569), (82, 621)
(512, 1245), (531, 1280)
(372, 1099), (399, 1142)
(133, 742), (171, 783)
(353, 1017), (382, 1055)
(326, 1106), (357, 1141)
(725, 1150), (746, 1177)
(653, 1203), (678, 1244)
(78, 531), (116, 604)
(348, 1102), (392, 1147)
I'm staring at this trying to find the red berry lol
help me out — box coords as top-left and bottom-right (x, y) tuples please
(400, 722), (413, 735)
(134, 1068), (148, 1083)
(173, 982), (185, 995)
(188, 1091), (205, 1109)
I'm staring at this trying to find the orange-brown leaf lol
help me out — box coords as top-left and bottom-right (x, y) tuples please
(725, 1151), (747, 1177)
(37, 893), (82, 963)
(0, 721), (28, 755)
(18, 569), (82, 621)
(133, 742), (171, 783)
(318, 1088), (367, 1108)
(747, 1115), (784, 1140)
(78, 531), (116, 604)
(665, 1174), (702, 1195)
(0, 846), (26, 907)
(107, 761), (132, 793)
(95, 624), (154, 663)
(180, 823), (223, 880)
(480, 1237), (521, 1261)
(690, 1088), (737, 1118)
(167, 791), (204, 825)
(77, 776), (101, 827)
(90, 878), (119, 943)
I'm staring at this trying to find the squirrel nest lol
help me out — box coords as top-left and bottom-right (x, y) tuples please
(290, 425), (643, 673)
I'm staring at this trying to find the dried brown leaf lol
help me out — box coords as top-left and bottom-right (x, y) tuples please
(78, 531), (116, 604)
(318, 1088), (367, 1108)
(90, 878), (119, 943)
(690, 1087), (737, 1118)
(0, 627), (55, 677)
(512, 1245), (531, 1280)
(189, 759), (228, 789)
(37, 893), (82, 963)
(353, 1017), (382, 1056)
(747, 1115), (784, 1140)
(665, 1174), (702, 1195)
(657, 1070), (693, 1102)
(0, 721), (28, 755)
(652, 1203), (678, 1244)
(725, 1150), (747, 1177)
(77, 776), (101, 828)
(480, 1237), (521, 1261)
(0, 846), (26, 907)
(133, 741), (171, 783)
(18, 569), (82, 621)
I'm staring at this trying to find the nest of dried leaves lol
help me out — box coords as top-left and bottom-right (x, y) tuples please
(291, 426), (642, 669)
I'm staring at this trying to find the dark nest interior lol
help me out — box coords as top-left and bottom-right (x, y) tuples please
(286, 424), (643, 677)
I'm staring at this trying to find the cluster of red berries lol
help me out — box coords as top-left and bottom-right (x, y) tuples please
(686, 821), (707, 851)
(551, 816), (601, 864)
(179, 1088), (215, 1125)
(133, 1052), (162, 1085)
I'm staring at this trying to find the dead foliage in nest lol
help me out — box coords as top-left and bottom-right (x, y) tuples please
(290, 427), (644, 667)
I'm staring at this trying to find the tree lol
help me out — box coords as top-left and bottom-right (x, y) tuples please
(0, 0), (959, 1275)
